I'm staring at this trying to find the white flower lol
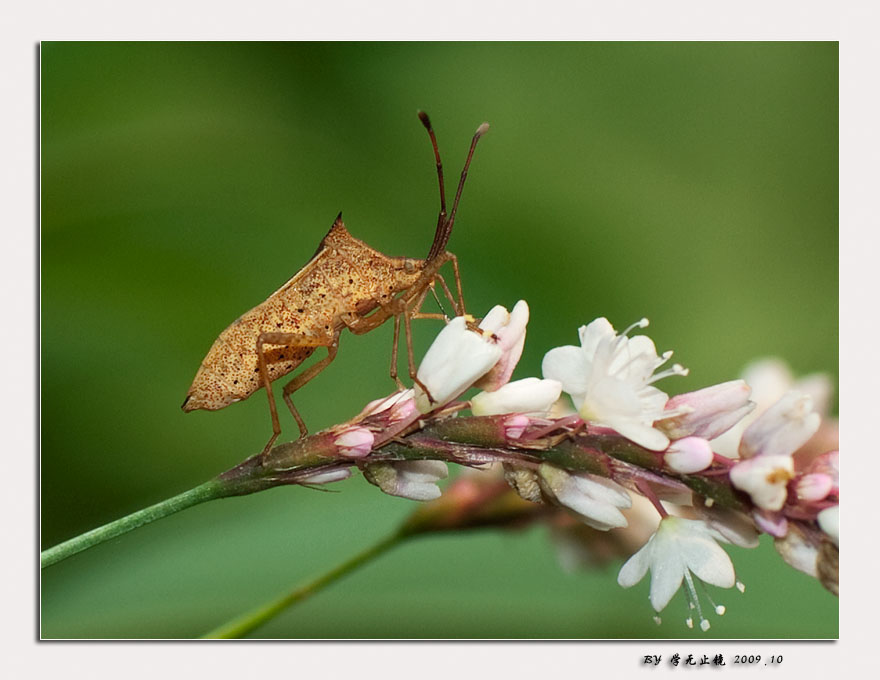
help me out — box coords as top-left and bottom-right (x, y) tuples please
(471, 377), (562, 416)
(817, 505), (839, 546)
(538, 463), (632, 531)
(618, 516), (737, 629)
(542, 317), (688, 451)
(414, 316), (503, 413)
(711, 359), (832, 458)
(729, 391), (820, 511)
(474, 300), (530, 391)
(363, 460), (449, 501)
(729, 455), (795, 512)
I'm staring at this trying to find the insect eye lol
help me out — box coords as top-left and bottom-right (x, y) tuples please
(404, 258), (417, 272)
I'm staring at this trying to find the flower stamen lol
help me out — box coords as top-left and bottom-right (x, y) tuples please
(621, 317), (650, 337)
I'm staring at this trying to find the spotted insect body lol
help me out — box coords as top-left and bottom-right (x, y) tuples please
(182, 216), (424, 412)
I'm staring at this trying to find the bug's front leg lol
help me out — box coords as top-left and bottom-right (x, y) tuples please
(338, 310), (404, 389)
(400, 303), (436, 405)
(340, 307), (434, 402)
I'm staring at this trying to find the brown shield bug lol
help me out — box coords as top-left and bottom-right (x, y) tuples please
(182, 112), (490, 455)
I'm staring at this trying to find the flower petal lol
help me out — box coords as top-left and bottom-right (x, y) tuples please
(604, 417), (671, 451)
(396, 459), (449, 483)
(648, 553), (685, 612)
(578, 317), (616, 357)
(471, 377), (562, 416)
(570, 474), (632, 509)
(541, 345), (589, 397)
(415, 316), (503, 413)
(678, 533), (736, 589)
(617, 541), (653, 588)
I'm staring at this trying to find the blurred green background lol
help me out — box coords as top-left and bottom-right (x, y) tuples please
(41, 42), (838, 638)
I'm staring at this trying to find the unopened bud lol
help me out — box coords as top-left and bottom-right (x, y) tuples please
(796, 473), (834, 502)
(817, 505), (839, 546)
(503, 414), (531, 440)
(299, 468), (352, 485)
(363, 460), (449, 501)
(663, 436), (714, 473)
(538, 464), (631, 531)
(658, 380), (754, 441)
(333, 427), (375, 458)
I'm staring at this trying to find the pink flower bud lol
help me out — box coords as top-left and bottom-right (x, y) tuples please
(503, 414), (531, 440)
(388, 395), (418, 423)
(659, 380), (754, 441)
(333, 427), (375, 458)
(796, 473), (834, 502)
(804, 450), (838, 493)
(663, 436), (714, 473)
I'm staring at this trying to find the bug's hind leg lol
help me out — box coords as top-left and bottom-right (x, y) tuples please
(281, 340), (339, 439)
(256, 331), (334, 459)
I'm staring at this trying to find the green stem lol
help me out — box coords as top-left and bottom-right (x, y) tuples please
(40, 479), (232, 569)
(200, 531), (408, 639)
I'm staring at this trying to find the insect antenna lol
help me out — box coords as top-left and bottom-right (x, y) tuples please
(418, 110), (448, 246)
(420, 113), (490, 262)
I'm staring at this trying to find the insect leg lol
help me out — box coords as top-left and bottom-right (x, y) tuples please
(256, 333), (284, 457)
(257, 331), (332, 457)
(402, 305), (435, 404)
(445, 252), (466, 316)
(429, 272), (458, 318)
(281, 339), (340, 438)
(409, 281), (447, 321)
(389, 313), (406, 389)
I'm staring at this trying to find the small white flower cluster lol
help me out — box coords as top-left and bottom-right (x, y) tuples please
(345, 303), (838, 630)
(543, 317), (689, 450)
